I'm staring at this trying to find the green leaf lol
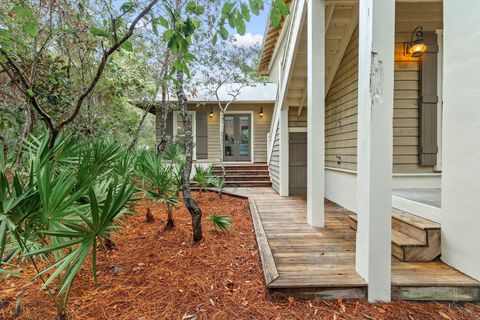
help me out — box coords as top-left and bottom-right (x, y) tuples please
(155, 16), (169, 29)
(27, 89), (35, 97)
(236, 15), (246, 35)
(241, 3), (251, 21)
(23, 22), (38, 38)
(120, 40), (133, 52)
(270, 8), (282, 28)
(90, 26), (109, 37)
(222, 2), (235, 15)
(277, 0), (290, 16)
(219, 26), (229, 40)
(249, 0), (260, 15)
(163, 29), (174, 42)
(12, 6), (34, 18)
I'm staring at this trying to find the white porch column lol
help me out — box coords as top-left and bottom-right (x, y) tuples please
(307, 0), (325, 227)
(441, 1), (480, 281)
(279, 106), (289, 196)
(355, 0), (395, 302)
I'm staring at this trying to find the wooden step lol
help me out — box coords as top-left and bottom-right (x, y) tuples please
(224, 181), (272, 187)
(348, 211), (441, 262)
(222, 175), (271, 182)
(212, 170), (270, 176)
(213, 164), (268, 171)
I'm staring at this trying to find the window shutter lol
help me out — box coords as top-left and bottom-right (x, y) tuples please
(195, 112), (208, 159)
(165, 112), (173, 137)
(419, 31), (439, 166)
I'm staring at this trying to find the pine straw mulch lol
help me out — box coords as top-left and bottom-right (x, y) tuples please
(1, 191), (480, 320)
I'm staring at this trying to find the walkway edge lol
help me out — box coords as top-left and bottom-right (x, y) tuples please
(247, 196), (280, 286)
(216, 188), (280, 286)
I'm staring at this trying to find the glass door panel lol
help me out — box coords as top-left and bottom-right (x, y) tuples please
(238, 115), (251, 161)
(223, 114), (251, 162)
(224, 116), (235, 161)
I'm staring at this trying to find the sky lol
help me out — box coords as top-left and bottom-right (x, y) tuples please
(112, 0), (270, 47)
(233, 3), (270, 47)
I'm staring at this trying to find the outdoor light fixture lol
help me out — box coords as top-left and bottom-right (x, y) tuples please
(259, 107), (264, 117)
(209, 107), (214, 118)
(404, 26), (427, 57)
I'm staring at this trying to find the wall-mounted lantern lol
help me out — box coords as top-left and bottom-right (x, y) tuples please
(209, 107), (214, 118)
(259, 107), (264, 117)
(404, 26), (427, 57)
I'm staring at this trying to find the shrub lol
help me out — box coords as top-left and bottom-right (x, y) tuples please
(207, 213), (233, 231)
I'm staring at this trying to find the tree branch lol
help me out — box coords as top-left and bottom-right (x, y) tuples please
(57, 0), (161, 131)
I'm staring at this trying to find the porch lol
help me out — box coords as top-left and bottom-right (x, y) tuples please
(226, 187), (480, 300)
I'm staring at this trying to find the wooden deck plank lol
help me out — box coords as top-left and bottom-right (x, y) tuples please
(224, 187), (480, 301)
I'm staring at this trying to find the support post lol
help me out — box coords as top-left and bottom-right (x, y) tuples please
(279, 106), (289, 196)
(307, 0), (325, 227)
(355, 0), (395, 302)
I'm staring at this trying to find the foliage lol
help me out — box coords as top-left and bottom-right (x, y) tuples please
(0, 133), (136, 317)
(193, 165), (224, 194)
(207, 213), (233, 231)
(135, 143), (185, 228)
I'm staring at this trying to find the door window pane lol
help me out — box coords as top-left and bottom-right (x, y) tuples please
(224, 116), (234, 157)
(239, 116), (250, 156)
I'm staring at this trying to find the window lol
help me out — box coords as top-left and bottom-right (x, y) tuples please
(173, 111), (196, 160)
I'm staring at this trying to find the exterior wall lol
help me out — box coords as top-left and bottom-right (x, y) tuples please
(288, 106), (307, 128)
(270, 124), (280, 192)
(184, 103), (273, 163)
(324, 2), (442, 174)
(441, 1), (480, 281)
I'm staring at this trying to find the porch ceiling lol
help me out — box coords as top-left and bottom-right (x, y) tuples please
(286, 3), (358, 107)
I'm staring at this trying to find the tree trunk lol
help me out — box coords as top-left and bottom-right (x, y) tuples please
(219, 108), (226, 179)
(164, 207), (175, 230)
(155, 54), (171, 154)
(129, 105), (152, 150)
(155, 98), (169, 154)
(176, 70), (203, 242)
(15, 105), (35, 170)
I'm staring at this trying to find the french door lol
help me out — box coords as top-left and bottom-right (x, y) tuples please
(224, 114), (251, 162)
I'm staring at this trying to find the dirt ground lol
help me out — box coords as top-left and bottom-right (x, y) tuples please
(1, 191), (479, 320)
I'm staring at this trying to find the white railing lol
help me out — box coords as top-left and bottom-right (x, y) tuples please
(267, 0), (306, 166)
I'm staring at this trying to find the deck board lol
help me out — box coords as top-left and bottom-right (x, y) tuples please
(225, 187), (480, 300)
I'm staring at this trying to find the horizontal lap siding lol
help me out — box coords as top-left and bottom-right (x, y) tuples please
(270, 124), (280, 192)
(325, 28), (358, 172)
(323, 2), (442, 173)
(288, 107), (307, 127)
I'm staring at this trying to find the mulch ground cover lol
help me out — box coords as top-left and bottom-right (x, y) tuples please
(1, 191), (479, 320)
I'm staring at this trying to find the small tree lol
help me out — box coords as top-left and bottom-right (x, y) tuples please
(194, 39), (263, 178)
(0, 0), (160, 148)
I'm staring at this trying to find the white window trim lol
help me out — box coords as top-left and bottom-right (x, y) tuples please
(224, 110), (255, 163)
(173, 111), (196, 161)
(435, 29), (443, 172)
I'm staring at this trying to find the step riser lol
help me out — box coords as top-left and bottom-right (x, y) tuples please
(212, 171), (270, 176)
(213, 166), (268, 171)
(392, 218), (427, 244)
(222, 176), (271, 182)
(224, 182), (272, 187)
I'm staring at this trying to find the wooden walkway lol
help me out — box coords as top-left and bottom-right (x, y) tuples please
(225, 187), (480, 300)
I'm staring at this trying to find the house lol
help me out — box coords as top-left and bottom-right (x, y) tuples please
(255, 0), (480, 302)
(136, 83), (276, 186)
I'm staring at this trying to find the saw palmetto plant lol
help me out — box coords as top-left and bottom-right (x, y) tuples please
(0, 132), (136, 319)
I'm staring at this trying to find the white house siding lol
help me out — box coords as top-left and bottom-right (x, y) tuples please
(269, 124), (280, 193)
(324, 2), (442, 174)
(441, 0), (480, 281)
(188, 103), (273, 163)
